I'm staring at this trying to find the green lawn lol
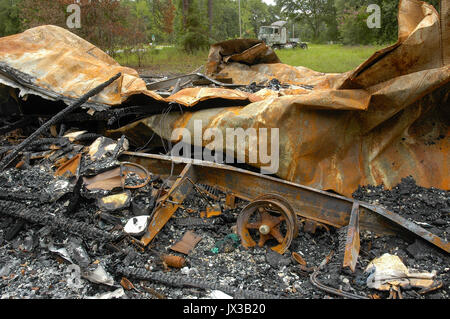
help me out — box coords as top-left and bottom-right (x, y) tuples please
(115, 44), (388, 75)
(114, 46), (209, 76)
(276, 44), (387, 73)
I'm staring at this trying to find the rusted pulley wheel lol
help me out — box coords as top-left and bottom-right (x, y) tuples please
(237, 197), (298, 255)
(253, 193), (300, 237)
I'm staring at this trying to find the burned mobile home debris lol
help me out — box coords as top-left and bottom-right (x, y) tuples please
(0, 0), (448, 299)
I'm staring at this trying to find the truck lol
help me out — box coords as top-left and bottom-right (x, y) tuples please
(258, 21), (308, 50)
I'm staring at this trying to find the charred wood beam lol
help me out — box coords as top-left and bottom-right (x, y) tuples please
(0, 73), (121, 172)
(0, 200), (122, 242)
(0, 191), (51, 203)
(4, 219), (26, 241)
(117, 266), (286, 299)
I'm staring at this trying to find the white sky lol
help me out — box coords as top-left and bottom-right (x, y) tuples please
(262, 0), (276, 5)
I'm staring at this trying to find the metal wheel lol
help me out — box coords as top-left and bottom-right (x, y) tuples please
(253, 193), (299, 236)
(237, 196), (298, 254)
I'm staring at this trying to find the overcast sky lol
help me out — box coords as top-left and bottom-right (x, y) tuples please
(262, 0), (276, 5)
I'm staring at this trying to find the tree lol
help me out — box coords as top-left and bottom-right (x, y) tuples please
(178, 0), (209, 51)
(0, 0), (22, 37)
(19, 0), (140, 53)
(162, 0), (176, 35)
(240, 0), (274, 38)
(276, 0), (335, 42)
(335, 0), (441, 45)
(208, 0), (213, 36)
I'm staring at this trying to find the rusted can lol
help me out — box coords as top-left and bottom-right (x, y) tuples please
(162, 255), (186, 268)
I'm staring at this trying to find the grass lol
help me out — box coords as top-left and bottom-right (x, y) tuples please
(114, 46), (209, 76)
(115, 43), (388, 75)
(276, 44), (387, 73)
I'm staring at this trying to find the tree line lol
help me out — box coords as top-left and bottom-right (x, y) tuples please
(0, 0), (441, 52)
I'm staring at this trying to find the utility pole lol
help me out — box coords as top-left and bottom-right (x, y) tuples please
(239, 0), (242, 38)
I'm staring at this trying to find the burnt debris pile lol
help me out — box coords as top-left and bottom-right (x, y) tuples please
(0, 120), (448, 299)
(0, 0), (449, 298)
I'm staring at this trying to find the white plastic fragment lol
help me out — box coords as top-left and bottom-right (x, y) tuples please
(82, 264), (115, 286)
(209, 290), (233, 299)
(86, 288), (126, 299)
(124, 216), (150, 236)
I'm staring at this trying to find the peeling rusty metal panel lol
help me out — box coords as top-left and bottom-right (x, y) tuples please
(206, 39), (280, 76)
(166, 87), (250, 107)
(116, 70), (449, 197)
(0, 26), (252, 110)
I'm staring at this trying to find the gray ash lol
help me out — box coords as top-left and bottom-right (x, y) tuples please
(353, 176), (450, 240)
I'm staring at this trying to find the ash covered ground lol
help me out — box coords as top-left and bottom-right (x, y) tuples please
(0, 155), (448, 300)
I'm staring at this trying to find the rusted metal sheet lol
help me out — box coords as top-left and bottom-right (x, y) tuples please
(340, 0), (445, 90)
(0, 26), (253, 111)
(120, 65), (449, 198)
(83, 167), (124, 191)
(170, 231), (202, 255)
(342, 203), (361, 273)
(206, 39), (280, 76)
(225, 193), (236, 209)
(1, 1), (446, 203)
(120, 152), (449, 255)
(200, 205), (222, 218)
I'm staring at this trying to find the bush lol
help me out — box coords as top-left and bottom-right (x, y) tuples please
(181, 29), (210, 53)
(337, 6), (378, 45)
